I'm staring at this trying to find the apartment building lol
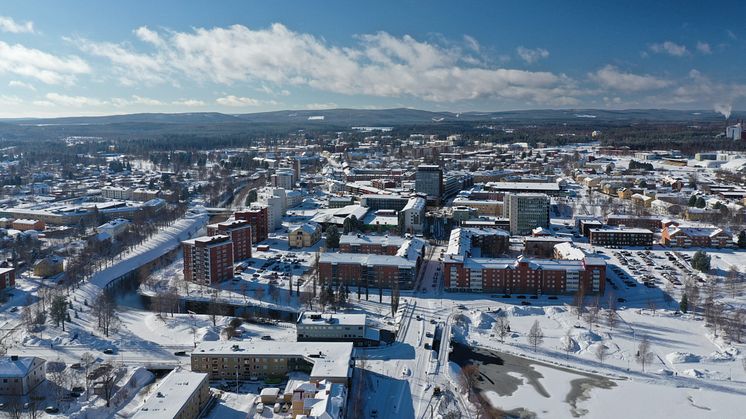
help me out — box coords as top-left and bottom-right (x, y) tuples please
(288, 223), (321, 248)
(0, 267), (15, 291)
(446, 228), (510, 258)
(415, 165), (443, 199)
(190, 341), (353, 385)
(207, 220), (253, 260)
(605, 214), (663, 230)
(319, 237), (425, 290)
(11, 219), (45, 232)
(234, 205), (269, 243)
(0, 356), (46, 396)
(661, 226), (732, 248)
(339, 234), (406, 255)
(182, 235), (234, 285)
(296, 312), (369, 343)
(443, 255), (606, 295)
(133, 369), (210, 419)
(589, 227), (654, 247)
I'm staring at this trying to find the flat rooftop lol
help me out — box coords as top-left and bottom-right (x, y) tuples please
(133, 369), (208, 419)
(297, 312), (366, 327)
(192, 341), (353, 380)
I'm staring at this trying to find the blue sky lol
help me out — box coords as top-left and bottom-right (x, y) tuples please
(1, 0), (745, 117)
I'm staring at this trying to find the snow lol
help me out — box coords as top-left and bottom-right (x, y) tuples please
(666, 352), (701, 364)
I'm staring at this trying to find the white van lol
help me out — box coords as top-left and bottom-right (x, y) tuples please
(273, 402), (282, 413)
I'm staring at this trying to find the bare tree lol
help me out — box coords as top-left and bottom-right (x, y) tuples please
(585, 297), (600, 331)
(606, 297), (618, 331)
(80, 352), (96, 400)
(595, 344), (608, 364)
(573, 286), (586, 320)
(493, 313), (510, 343)
(93, 292), (119, 337)
(727, 309), (745, 343)
(726, 266), (741, 298)
(460, 364), (481, 403)
(562, 329), (575, 359)
(89, 362), (122, 407)
(646, 298), (657, 315)
(207, 288), (223, 327)
(527, 320), (544, 352)
(636, 336), (654, 372)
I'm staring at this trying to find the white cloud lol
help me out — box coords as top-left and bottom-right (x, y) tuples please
(304, 102), (338, 110)
(112, 95), (163, 107)
(0, 41), (90, 84)
(0, 16), (34, 34)
(463, 35), (480, 52)
(649, 41), (689, 57)
(696, 41), (712, 54)
(8, 80), (35, 91)
(589, 65), (671, 92)
(516, 46), (549, 64)
(216, 95), (262, 107)
(73, 23), (580, 104)
(43, 92), (105, 107)
(0, 95), (23, 105)
(172, 99), (205, 107)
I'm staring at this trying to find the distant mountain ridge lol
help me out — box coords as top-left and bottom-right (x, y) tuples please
(0, 108), (735, 126)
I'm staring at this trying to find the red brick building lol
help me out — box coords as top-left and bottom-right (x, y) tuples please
(234, 206), (268, 244)
(338, 234), (405, 255)
(0, 267), (15, 290)
(182, 235), (234, 285)
(443, 255), (606, 295)
(661, 226), (732, 248)
(207, 220), (253, 260)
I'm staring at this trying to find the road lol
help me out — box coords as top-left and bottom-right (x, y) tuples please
(356, 244), (475, 419)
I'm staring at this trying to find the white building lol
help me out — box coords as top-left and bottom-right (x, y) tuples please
(399, 196), (425, 234)
(133, 369), (210, 419)
(0, 356), (46, 396)
(96, 218), (131, 239)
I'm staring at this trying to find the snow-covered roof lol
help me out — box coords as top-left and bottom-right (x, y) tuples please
(0, 356), (43, 378)
(193, 341), (353, 380)
(133, 369), (208, 419)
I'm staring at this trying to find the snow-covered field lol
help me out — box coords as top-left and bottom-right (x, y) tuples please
(451, 301), (746, 418)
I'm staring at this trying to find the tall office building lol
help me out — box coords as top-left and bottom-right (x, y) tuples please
(503, 193), (550, 235)
(415, 165), (443, 199)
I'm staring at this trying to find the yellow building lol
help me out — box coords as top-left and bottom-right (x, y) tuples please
(289, 223), (322, 248)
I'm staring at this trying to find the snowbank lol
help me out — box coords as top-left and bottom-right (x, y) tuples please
(469, 310), (494, 330)
(510, 306), (545, 316)
(666, 352), (701, 364)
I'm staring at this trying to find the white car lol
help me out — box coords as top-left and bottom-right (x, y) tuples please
(256, 402), (264, 414)
(402, 367), (410, 376)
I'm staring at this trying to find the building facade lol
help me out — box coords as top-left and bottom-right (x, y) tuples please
(0, 267), (15, 291)
(503, 193), (550, 235)
(0, 356), (46, 396)
(207, 220), (253, 260)
(234, 206), (269, 243)
(415, 165), (443, 199)
(288, 223), (322, 248)
(443, 255), (606, 295)
(133, 369), (210, 419)
(589, 228), (654, 247)
(182, 235), (234, 285)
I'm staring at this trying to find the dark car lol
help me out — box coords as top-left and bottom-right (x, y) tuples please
(520, 301), (532, 306)
(174, 351), (187, 356)
(103, 348), (115, 355)
(44, 406), (59, 414)
(516, 295), (526, 299)
(547, 296), (558, 300)
(617, 297), (626, 303)
(261, 335), (272, 340)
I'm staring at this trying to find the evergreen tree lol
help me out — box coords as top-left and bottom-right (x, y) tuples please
(688, 195), (698, 207)
(679, 294), (688, 313)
